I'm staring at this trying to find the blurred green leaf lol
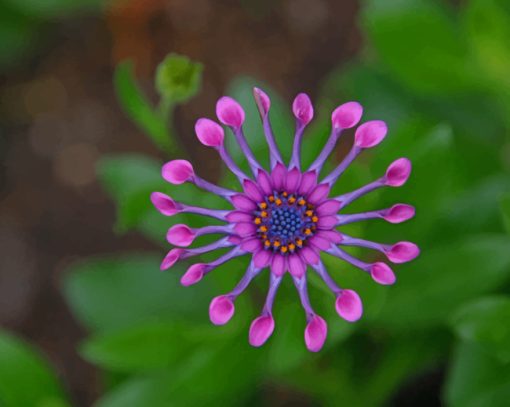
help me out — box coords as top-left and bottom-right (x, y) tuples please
(444, 342), (510, 407)
(80, 320), (229, 373)
(155, 54), (202, 104)
(97, 154), (166, 233)
(451, 296), (510, 363)
(114, 61), (173, 152)
(0, 5), (38, 72)
(95, 341), (261, 407)
(0, 330), (69, 407)
(500, 192), (510, 234)
(3, 0), (103, 18)
(377, 235), (510, 330)
(463, 0), (510, 99)
(63, 253), (212, 333)
(363, 0), (479, 95)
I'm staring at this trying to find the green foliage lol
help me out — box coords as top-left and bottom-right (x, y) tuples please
(155, 53), (203, 104)
(0, 331), (70, 407)
(451, 296), (510, 363)
(444, 342), (510, 407)
(114, 54), (202, 153)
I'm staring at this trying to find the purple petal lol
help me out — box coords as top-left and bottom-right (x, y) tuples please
(257, 170), (273, 195)
(151, 192), (180, 216)
(298, 170), (318, 195)
(335, 289), (363, 322)
(162, 160), (194, 184)
(292, 93), (314, 125)
(271, 163), (287, 191)
(243, 179), (263, 202)
(331, 101), (363, 129)
(253, 87), (270, 118)
(384, 204), (415, 223)
(288, 254), (306, 278)
(370, 262), (396, 285)
(271, 254), (286, 277)
(385, 158), (412, 187)
(209, 295), (235, 325)
(316, 200), (342, 216)
(300, 247), (320, 265)
(216, 96), (245, 127)
(233, 222), (257, 237)
(254, 250), (272, 268)
(226, 211), (254, 223)
(249, 314), (275, 347)
(304, 315), (327, 352)
(167, 224), (195, 247)
(317, 216), (338, 229)
(354, 120), (387, 148)
(231, 194), (257, 211)
(195, 118), (224, 147)
(285, 167), (301, 193)
(317, 230), (343, 244)
(241, 238), (261, 253)
(160, 248), (184, 271)
(386, 242), (420, 263)
(181, 263), (206, 286)
(307, 184), (330, 204)
(309, 234), (332, 251)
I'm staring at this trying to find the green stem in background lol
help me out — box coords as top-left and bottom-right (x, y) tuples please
(114, 53), (202, 157)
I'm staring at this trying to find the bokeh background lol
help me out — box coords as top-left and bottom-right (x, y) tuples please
(2, 0), (510, 406)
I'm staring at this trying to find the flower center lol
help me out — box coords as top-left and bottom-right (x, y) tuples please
(253, 190), (318, 255)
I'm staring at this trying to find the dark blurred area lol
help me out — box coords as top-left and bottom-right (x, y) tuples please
(0, 0), (361, 404)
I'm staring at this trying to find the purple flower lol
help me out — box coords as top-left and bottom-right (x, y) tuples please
(151, 88), (419, 352)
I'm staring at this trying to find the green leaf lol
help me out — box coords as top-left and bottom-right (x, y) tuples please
(114, 61), (172, 152)
(95, 341), (261, 407)
(3, 0), (103, 18)
(444, 342), (510, 407)
(97, 154), (166, 233)
(377, 235), (510, 330)
(0, 330), (69, 407)
(463, 0), (510, 95)
(155, 54), (203, 103)
(363, 0), (479, 95)
(80, 320), (230, 373)
(451, 296), (510, 363)
(500, 193), (510, 234)
(63, 253), (213, 333)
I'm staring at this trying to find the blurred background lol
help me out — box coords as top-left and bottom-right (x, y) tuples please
(2, 0), (510, 406)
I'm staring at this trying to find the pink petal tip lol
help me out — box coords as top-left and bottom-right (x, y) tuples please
(385, 158), (411, 187)
(162, 159), (194, 185)
(304, 315), (327, 352)
(181, 263), (206, 286)
(216, 96), (245, 127)
(151, 192), (179, 216)
(160, 248), (184, 271)
(253, 87), (270, 118)
(370, 262), (396, 285)
(354, 120), (387, 148)
(384, 204), (415, 224)
(331, 101), (363, 129)
(386, 242), (420, 263)
(335, 290), (363, 322)
(249, 315), (275, 347)
(195, 118), (224, 147)
(209, 295), (235, 325)
(167, 224), (195, 247)
(292, 93), (314, 125)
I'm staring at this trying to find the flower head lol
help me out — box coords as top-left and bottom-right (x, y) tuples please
(152, 90), (419, 352)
